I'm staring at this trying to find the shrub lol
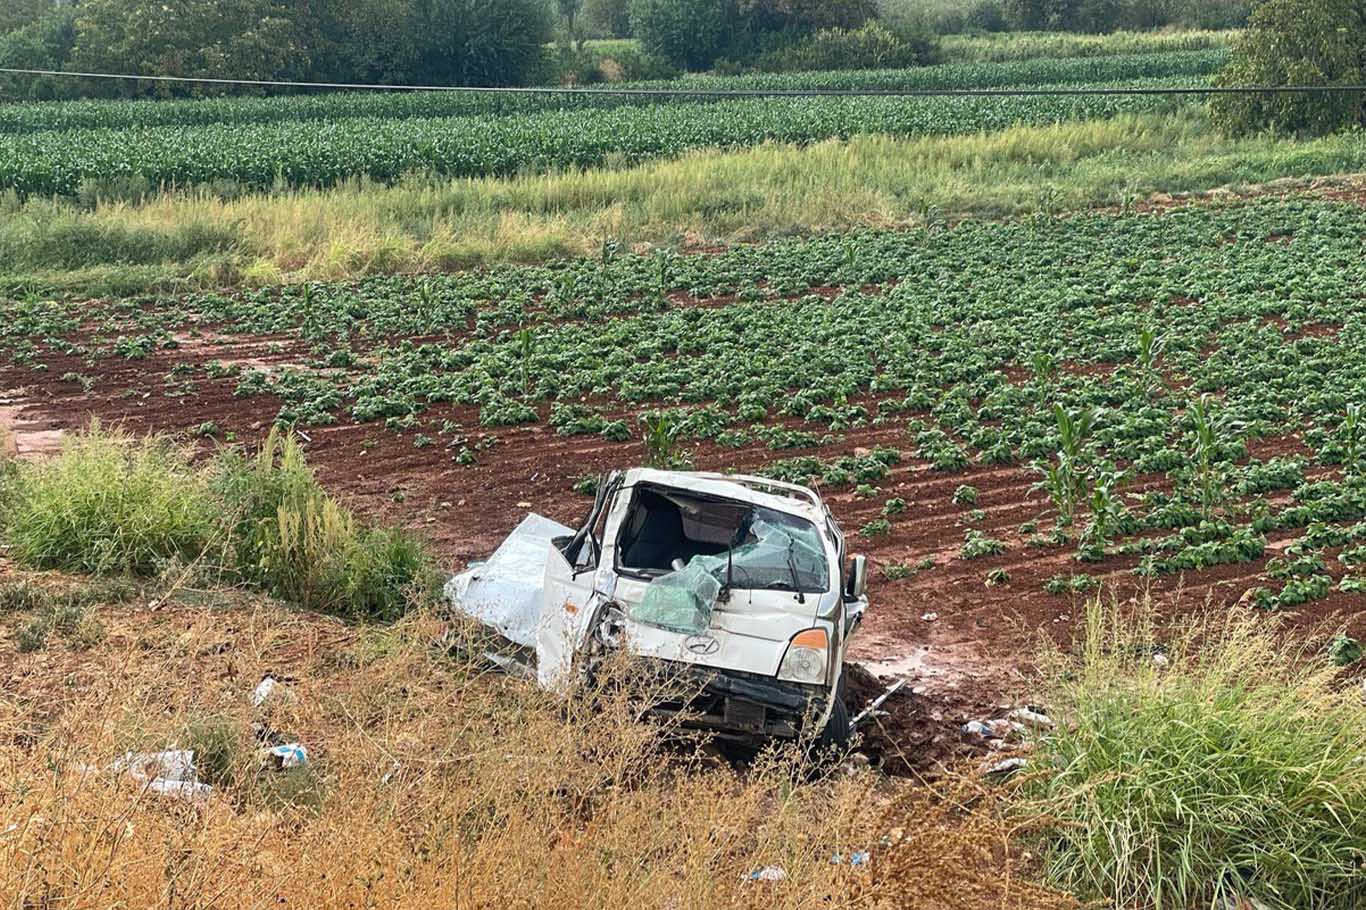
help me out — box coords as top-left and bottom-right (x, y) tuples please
(629, 0), (737, 70)
(1023, 600), (1366, 909)
(1210, 0), (1366, 136)
(346, 527), (439, 621)
(214, 429), (434, 619)
(753, 21), (940, 73)
(4, 424), (213, 574)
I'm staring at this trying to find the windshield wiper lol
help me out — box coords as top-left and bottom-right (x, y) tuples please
(786, 538), (806, 605)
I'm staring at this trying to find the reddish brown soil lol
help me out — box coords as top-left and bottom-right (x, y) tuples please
(6, 330), (1366, 774)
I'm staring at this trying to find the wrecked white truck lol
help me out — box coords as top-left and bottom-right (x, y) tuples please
(446, 469), (869, 749)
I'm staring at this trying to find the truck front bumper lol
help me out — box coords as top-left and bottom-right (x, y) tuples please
(644, 661), (829, 743)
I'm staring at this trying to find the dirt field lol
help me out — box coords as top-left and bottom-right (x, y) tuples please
(6, 336), (1363, 774)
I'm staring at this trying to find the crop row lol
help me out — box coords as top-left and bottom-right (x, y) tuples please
(0, 77), (1196, 196)
(0, 49), (1226, 136)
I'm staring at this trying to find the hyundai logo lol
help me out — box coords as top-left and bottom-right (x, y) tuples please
(684, 635), (720, 656)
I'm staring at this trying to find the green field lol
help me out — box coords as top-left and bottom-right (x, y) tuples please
(0, 50), (1226, 196)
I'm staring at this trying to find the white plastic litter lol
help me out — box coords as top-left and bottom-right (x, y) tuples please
(985, 757), (1029, 777)
(252, 676), (277, 707)
(744, 866), (787, 882)
(962, 719), (1020, 742)
(444, 513), (574, 648)
(110, 750), (213, 801)
(1007, 708), (1055, 730)
(268, 743), (308, 770)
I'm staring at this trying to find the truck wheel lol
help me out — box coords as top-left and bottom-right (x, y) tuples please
(811, 672), (851, 757)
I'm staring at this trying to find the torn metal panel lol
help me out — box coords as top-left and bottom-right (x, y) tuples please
(443, 513), (573, 649)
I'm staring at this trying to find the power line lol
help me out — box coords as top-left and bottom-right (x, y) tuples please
(1, 66), (1365, 98)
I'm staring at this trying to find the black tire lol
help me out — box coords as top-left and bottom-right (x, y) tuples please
(811, 672), (851, 757)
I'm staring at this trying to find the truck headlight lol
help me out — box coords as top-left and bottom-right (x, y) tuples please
(778, 628), (829, 684)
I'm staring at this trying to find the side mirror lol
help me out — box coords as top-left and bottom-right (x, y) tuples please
(846, 554), (868, 600)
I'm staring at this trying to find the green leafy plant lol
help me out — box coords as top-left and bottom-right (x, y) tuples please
(1328, 634), (1361, 667)
(961, 530), (1007, 560)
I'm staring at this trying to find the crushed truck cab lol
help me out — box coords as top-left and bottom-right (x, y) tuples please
(446, 469), (870, 746)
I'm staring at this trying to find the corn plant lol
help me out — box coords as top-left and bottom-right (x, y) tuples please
(1341, 404), (1363, 478)
(640, 412), (688, 470)
(1080, 469), (1131, 552)
(1032, 404), (1101, 526)
(1188, 395), (1241, 520)
(1135, 324), (1166, 392)
(516, 327), (536, 399)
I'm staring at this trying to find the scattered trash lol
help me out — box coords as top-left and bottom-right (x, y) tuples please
(381, 761), (402, 785)
(1007, 707), (1055, 731)
(251, 675), (277, 706)
(920, 612), (939, 622)
(110, 750), (213, 801)
(961, 718), (1022, 744)
(849, 677), (908, 730)
(840, 752), (872, 776)
(985, 757), (1029, 777)
(1152, 650), (1170, 668)
(251, 674), (294, 707)
(744, 866), (787, 882)
(831, 851), (871, 866)
(267, 743), (308, 770)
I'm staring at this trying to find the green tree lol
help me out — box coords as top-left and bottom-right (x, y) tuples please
(0, 5), (75, 99)
(70, 0), (303, 95)
(739, 0), (876, 34)
(1, 0), (51, 34)
(630, 0), (737, 70)
(557, 0), (584, 49)
(1211, 0), (1366, 136)
(406, 0), (552, 86)
(584, 0), (632, 36)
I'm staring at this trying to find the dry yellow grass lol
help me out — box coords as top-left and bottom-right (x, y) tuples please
(0, 574), (1072, 910)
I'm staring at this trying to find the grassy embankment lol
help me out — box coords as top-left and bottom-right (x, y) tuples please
(2, 107), (1364, 294)
(1, 426), (1364, 908)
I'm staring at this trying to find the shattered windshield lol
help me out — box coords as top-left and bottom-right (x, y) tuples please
(628, 505), (829, 634)
(698, 508), (829, 594)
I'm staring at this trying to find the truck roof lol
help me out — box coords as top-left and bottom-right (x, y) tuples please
(621, 468), (830, 525)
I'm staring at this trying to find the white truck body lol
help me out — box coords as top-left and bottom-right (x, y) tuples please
(446, 469), (869, 743)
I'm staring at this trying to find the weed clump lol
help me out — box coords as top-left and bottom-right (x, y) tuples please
(1023, 599), (1366, 910)
(3, 424), (214, 574)
(213, 428), (438, 620)
(1, 424), (436, 622)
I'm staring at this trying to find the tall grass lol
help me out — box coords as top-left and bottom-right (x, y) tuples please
(214, 428), (438, 619)
(1023, 598), (1366, 910)
(2, 423), (214, 574)
(939, 29), (1239, 64)
(3, 108), (1364, 294)
(0, 423), (435, 619)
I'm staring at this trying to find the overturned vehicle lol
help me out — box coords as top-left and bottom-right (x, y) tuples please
(446, 469), (870, 748)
